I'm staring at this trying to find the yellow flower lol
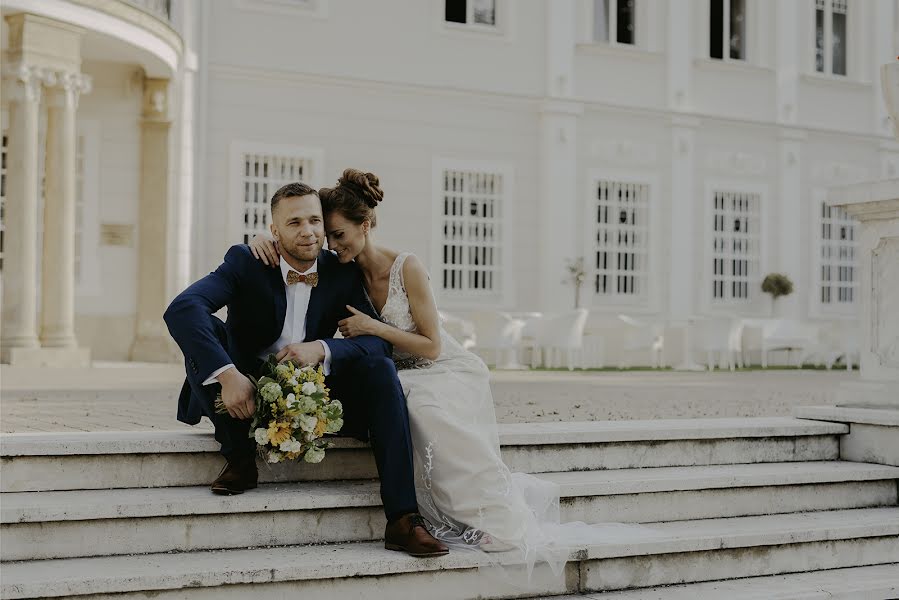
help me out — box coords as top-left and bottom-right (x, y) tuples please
(314, 417), (328, 437)
(267, 421), (292, 446)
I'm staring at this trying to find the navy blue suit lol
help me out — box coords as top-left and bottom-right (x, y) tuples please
(164, 244), (417, 520)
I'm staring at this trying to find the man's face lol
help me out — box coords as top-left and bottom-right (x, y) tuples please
(270, 194), (325, 266)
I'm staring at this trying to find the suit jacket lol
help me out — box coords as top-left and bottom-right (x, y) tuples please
(164, 244), (390, 425)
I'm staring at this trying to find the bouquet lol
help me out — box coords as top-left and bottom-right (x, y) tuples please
(215, 355), (343, 464)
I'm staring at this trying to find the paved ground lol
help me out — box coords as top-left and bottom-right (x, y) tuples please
(0, 363), (858, 433)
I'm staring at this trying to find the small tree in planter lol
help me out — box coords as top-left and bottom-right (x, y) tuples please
(761, 273), (794, 316)
(564, 257), (586, 309)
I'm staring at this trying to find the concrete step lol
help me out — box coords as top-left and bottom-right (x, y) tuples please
(4, 461), (897, 560)
(3, 508), (897, 599)
(0, 418), (847, 492)
(552, 563), (899, 599)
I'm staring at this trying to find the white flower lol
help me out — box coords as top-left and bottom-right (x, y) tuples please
(304, 431), (315, 442)
(279, 438), (303, 453)
(267, 451), (283, 464)
(301, 381), (317, 395)
(285, 393), (297, 408)
(316, 383), (325, 394)
(259, 382), (282, 403)
(304, 446), (325, 463)
(299, 414), (318, 433)
(254, 428), (270, 445)
(325, 417), (344, 433)
(300, 396), (318, 413)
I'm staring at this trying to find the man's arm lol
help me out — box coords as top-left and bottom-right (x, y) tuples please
(163, 245), (247, 384)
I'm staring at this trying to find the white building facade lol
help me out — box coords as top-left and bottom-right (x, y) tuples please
(1, 0), (895, 365)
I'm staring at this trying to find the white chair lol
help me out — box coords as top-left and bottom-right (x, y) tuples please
(760, 319), (819, 368)
(531, 309), (589, 370)
(438, 311), (477, 350)
(617, 314), (665, 368)
(811, 321), (860, 371)
(468, 311), (525, 368)
(690, 318), (744, 371)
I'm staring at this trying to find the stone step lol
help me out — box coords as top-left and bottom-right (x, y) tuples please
(550, 563), (899, 599)
(3, 508), (897, 599)
(0, 418), (847, 492)
(4, 461), (897, 561)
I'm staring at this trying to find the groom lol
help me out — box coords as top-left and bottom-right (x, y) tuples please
(163, 182), (447, 557)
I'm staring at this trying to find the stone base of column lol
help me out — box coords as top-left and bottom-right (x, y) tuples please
(129, 334), (181, 363)
(0, 338), (40, 364)
(3, 346), (90, 367)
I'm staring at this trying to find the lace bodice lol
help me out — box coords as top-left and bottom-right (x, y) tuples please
(377, 252), (464, 369)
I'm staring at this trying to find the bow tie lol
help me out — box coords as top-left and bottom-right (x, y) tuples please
(286, 271), (318, 287)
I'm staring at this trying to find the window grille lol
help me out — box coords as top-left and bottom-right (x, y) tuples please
(591, 180), (649, 300)
(819, 202), (857, 305)
(238, 153), (315, 244)
(438, 169), (504, 296)
(711, 190), (760, 303)
(0, 132), (6, 271)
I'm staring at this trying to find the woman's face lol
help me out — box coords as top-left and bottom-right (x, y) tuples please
(325, 211), (368, 263)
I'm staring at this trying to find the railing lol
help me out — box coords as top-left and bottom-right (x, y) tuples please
(125, 0), (171, 22)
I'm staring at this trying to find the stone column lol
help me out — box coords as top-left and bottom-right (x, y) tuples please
(667, 116), (699, 320)
(0, 65), (44, 363)
(130, 77), (179, 362)
(775, 129), (805, 318)
(40, 72), (92, 353)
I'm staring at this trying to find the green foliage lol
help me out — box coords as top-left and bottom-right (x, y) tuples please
(761, 273), (794, 299)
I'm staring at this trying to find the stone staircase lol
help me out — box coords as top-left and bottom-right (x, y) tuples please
(2, 417), (898, 598)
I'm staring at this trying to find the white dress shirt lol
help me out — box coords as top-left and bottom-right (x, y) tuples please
(204, 257), (331, 385)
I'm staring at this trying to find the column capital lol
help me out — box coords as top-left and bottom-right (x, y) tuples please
(1, 63), (50, 103)
(47, 71), (93, 109)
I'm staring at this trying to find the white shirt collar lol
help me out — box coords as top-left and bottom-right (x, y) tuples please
(279, 257), (318, 286)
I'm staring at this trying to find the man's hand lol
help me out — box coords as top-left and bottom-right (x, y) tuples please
(338, 306), (383, 338)
(276, 341), (326, 366)
(217, 367), (256, 420)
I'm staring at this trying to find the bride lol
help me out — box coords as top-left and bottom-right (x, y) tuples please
(250, 168), (650, 572)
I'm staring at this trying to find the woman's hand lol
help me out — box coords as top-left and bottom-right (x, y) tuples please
(248, 234), (280, 267)
(338, 306), (381, 338)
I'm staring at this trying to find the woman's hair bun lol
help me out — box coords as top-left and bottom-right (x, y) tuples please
(339, 168), (383, 209)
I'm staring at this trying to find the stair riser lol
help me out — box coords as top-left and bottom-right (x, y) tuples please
(583, 536), (899, 593)
(9, 537), (897, 599)
(563, 481), (899, 524)
(0, 435), (841, 492)
(5, 481), (896, 561)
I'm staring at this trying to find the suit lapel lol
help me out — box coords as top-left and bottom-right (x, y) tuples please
(268, 266), (287, 343)
(304, 250), (331, 342)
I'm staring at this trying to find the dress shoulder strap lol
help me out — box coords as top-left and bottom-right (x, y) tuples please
(391, 252), (412, 292)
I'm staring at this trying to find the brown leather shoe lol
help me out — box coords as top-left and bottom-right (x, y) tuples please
(210, 455), (258, 495)
(384, 513), (449, 557)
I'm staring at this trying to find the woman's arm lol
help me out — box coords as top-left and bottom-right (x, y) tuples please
(338, 255), (442, 360)
(247, 234), (280, 267)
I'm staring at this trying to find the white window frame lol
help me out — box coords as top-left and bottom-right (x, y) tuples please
(229, 142), (324, 245)
(814, 0), (848, 77)
(75, 120), (101, 296)
(430, 157), (514, 309)
(809, 188), (859, 318)
(438, 0), (509, 38)
(702, 180), (767, 314)
(232, 0), (328, 19)
(580, 0), (642, 48)
(0, 111), (7, 273)
(708, 0), (748, 62)
(583, 169), (660, 311)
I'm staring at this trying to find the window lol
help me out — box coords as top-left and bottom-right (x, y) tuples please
(0, 130), (6, 271)
(710, 0), (746, 60)
(445, 0), (496, 27)
(436, 165), (508, 298)
(710, 190), (760, 303)
(590, 180), (649, 301)
(818, 202), (857, 306)
(593, 0), (635, 45)
(816, 0), (847, 76)
(231, 143), (323, 244)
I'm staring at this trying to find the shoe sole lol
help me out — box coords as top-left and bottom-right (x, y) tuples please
(384, 543), (449, 558)
(210, 483), (257, 496)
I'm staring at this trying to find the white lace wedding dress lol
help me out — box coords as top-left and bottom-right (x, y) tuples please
(379, 253), (657, 577)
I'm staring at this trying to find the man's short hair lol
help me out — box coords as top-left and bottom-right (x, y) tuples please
(271, 182), (319, 214)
